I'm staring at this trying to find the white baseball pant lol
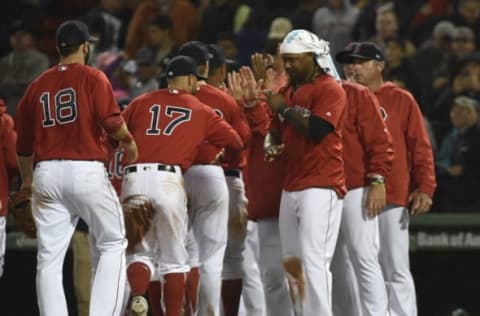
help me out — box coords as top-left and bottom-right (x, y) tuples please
(239, 220), (266, 316)
(379, 205), (417, 316)
(256, 218), (294, 316)
(186, 227), (200, 269)
(332, 187), (388, 315)
(331, 240), (362, 316)
(121, 163), (190, 277)
(222, 172), (248, 280)
(184, 164), (229, 316)
(32, 160), (126, 316)
(279, 188), (342, 316)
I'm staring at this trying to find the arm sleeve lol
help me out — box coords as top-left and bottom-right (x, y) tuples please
(102, 114), (124, 134)
(244, 101), (274, 136)
(405, 94), (437, 197)
(311, 79), (346, 128)
(15, 87), (35, 155)
(1, 113), (17, 169)
(93, 71), (121, 124)
(203, 105), (243, 151)
(229, 101), (251, 147)
(356, 89), (394, 178)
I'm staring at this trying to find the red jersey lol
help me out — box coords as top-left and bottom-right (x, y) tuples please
(122, 88), (243, 171)
(273, 75), (347, 196)
(194, 84), (250, 168)
(341, 81), (394, 190)
(243, 102), (285, 220)
(0, 100), (17, 216)
(16, 63), (121, 162)
(374, 82), (436, 206)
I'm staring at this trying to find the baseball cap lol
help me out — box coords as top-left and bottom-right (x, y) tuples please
(56, 20), (98, 48)
(8, 19), (34, 36)
(268, 17), (292, 40)
(453, 26), (475, 41)
(335, 42), (385, 64)
(432, 20), (456, 40)
(177, 41), (212, 65)
(208, 44), (228, 69)
(166, 55), (206, 80)
(453, 95), (480, 110)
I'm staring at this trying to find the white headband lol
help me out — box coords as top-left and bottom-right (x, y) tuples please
(280, 29), (341, 81)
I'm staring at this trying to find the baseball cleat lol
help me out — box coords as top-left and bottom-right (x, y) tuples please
(130, 295), (148, 316)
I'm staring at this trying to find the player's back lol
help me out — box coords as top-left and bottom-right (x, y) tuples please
(122, 89), (215, 170)
(16, 63), (119, 162)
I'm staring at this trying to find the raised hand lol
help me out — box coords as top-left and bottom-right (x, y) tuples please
(239, 66), (262, 103)
(226, 71), (244, 102)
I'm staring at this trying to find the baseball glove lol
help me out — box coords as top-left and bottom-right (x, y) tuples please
(122, 195), (155, 253)
(9, 188), (36, 238)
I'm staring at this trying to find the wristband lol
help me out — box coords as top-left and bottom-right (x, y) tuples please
(368, 174), (385, 185)
(282, 106), (292, 117)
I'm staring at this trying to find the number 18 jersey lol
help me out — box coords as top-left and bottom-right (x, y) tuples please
(16, 63), (121, 162)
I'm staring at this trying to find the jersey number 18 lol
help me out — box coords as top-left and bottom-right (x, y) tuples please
(40, 88), (78, 127)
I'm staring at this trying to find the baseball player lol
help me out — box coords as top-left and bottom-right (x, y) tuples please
(227, 67), (293, 316)
(121, 55), (244, 316)
(0, 98), (17, 278)
(178, 41), (251, 316)
(14, 20), (138, 316)
(331, 72), (395, 315)
(336, 41), (436, 316)
(264, 29), (346, 315)
(208, 48), (267, 316)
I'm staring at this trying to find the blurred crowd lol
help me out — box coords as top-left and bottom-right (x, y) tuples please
(1, 0), (480, 213)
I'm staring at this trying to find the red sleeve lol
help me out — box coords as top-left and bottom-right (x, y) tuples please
(312, 78), (346, 127)
(15, 86), (35, 155)
(93, 71), (121, 124)
(1, 113), (17, 169)
(203, 105), (243, 151)
(230, 104), (251, 146)
(244, 101), (271, 136)
(405, 94), (437, 197)
(356, 88), (394, 178)
(102, 114), (124, 134)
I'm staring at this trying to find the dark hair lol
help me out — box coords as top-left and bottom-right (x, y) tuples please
(150, 14), (173, 31)
(264, 38), (282, 55)
(384, 36), (406, 50)
(57, 44), (81, 57)
(216, 32), (237, 43)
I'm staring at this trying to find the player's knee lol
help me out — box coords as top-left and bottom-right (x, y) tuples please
(283, 256), (303, 279)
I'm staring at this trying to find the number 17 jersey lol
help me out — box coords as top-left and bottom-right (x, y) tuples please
(16, 63), (121, 162)
(122, 88), (243, 171)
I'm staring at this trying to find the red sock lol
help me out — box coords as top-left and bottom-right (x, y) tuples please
(163, 273), (186, 316)
(148, 281), (163, 316)
(184, 267), (200, 316)
(127, 262), (151, 296)
(221, 279), (243, 316)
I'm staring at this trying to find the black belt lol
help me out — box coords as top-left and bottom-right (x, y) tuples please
(224, 169), (241, 178)
(124, 164), (177, 174)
